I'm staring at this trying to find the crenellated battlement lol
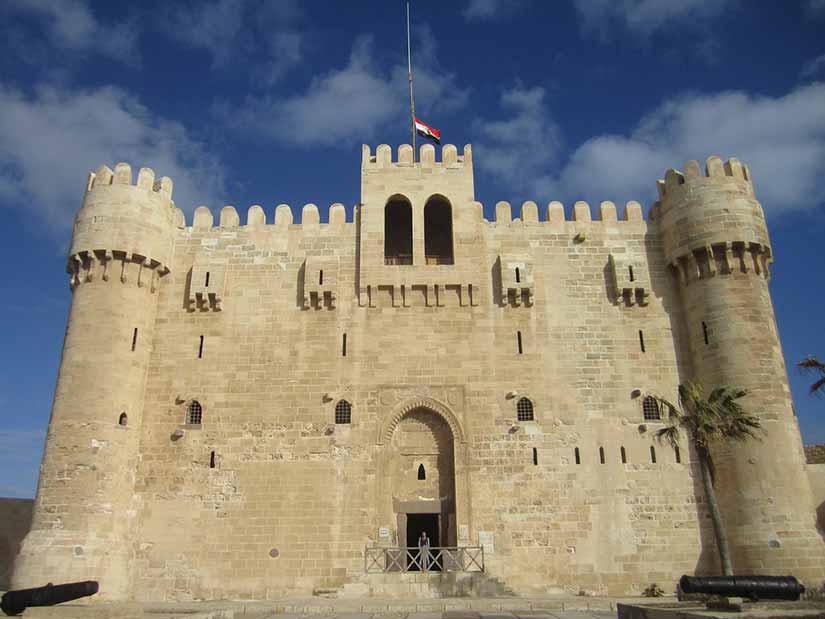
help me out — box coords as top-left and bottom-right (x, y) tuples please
(487, 199), (645, 224)
(654, 155), (753, 201)
(362, 144), (472, 170)
(86, 162), (174, 201)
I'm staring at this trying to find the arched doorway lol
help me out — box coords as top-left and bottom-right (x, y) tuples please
(388, 408), (457, 556)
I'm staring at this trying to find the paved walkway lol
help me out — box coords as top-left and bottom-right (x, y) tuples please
(14, 596), (661, 618)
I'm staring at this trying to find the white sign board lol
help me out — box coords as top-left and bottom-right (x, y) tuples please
(478, 531), (495, 554)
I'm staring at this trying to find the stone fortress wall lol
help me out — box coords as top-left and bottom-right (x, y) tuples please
(11, 144), (825, 601)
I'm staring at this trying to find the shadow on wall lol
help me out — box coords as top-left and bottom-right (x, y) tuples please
(0, 498), (34, 590)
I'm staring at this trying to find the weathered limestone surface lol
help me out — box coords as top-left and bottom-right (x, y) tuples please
(12, 146), (825, 601)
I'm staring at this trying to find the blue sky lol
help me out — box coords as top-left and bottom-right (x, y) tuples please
(1, 0), (824, 498)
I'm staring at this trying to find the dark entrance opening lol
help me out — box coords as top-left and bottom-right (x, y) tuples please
(406, 513), (440, 571)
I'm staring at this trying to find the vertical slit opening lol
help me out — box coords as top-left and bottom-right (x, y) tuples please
(674, 445), (681, 463)
(342, 333), (347, 357)
(210, 451), (216, 469)
(702, 321), (709, 346)
(131, 327), (138, 352)
(517, 330), (523, 354)
(319, 270), (324, 286)
(629, 265), (635, 282)
(599, 446), (605, 464)
(621, 446), (627, 463)
(205, 271), (210, 287)
(650, 445), (657, 463)
(532, 447), (538, 466)
(418, 463), (426, 480)
(639, 329), (646, 353)
(574, 447), (580, 465)
(515, 267), (521, 283)
(198, 335), (204, 359)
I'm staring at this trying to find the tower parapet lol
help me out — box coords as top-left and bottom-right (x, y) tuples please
(13, 163), (178, 598)
(657, 156), (825, 581)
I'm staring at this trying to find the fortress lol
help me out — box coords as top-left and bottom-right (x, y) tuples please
(11, 143), (825, 600)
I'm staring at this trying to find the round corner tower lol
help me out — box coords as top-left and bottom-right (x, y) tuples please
(13, 163), (178, 598)
(656, 156), (825, 580)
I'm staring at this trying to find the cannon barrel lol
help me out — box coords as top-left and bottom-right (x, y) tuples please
(679, 575), (804, 601)
(1, 581), (99, 616)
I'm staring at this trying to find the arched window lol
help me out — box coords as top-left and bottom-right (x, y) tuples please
(516, 397), (534, 421)
(418, 463), (426, 480)
(186, 400), (203, 425)
(384, 196), (413, 265)
(642, 396), (661, 421)
(424, 195), (453, 265)
(118, 412), (128, 426)
(335, 400), (352, 424)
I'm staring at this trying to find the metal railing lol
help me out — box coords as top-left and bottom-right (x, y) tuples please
(384, 255), (413, 265)
(364, 546), (484, 573)
(425, 255), (453, 265)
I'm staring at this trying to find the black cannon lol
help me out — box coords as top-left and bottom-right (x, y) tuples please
(1, 581), (99, 616)
(679, 575), (805, 601)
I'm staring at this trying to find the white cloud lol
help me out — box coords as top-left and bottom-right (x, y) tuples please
(3, 0), (140, 65)
(219, 30), (468, 146)
(802, 53), (825, 78)
(0, 429), (45, 499)
(0, 84), (226, 236)
(473, 86), (562, 195)
(463, 0), (527, 21)
(572, 0), (735, 37)
(162, 0), (304, 86)
(806, 0), (825, 16)
(476, 82), (825, 213)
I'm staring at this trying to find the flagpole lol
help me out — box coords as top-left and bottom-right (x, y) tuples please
(406, 0), (416, 161)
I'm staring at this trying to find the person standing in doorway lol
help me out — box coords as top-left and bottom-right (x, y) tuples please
(418, 530), (430, 571)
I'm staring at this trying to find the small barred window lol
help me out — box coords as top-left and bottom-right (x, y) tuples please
(642, 396), (661, 421)
(335, 400), (352, 424)
(516, 397), (534, 421)
(186, 400), (203, 425)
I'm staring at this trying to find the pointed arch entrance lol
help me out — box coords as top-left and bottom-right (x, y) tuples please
(376, 398), (470, 556)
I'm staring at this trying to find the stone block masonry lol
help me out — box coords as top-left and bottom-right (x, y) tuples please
(12, 145), (825, 601)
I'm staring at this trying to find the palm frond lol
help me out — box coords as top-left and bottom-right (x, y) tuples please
(655, 424), (681, 449)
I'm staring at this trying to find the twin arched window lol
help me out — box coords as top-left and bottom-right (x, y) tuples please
(335, 400), (352, 424)
(384, 195), (453, 265)
(516, 397), (534, 422)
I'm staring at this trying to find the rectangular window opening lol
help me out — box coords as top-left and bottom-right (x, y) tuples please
(532, 447), (538, 466)
(342, 333), (347, 357)
(515, 267), (521, 283)
(599, 446), (605, 464)
(131, 327), (138, 352)
(319, 270), (324, 286)
(205, 271), (210, 287)
(198, 335), (204, 359)
(620, 446), (627, 464)
(702, 321), (709, 346)
(650, 445), (657, 464)
(517, 330), (523, 354)
(210, 450), (216, 469)
(574, 447), (580, 465)
(639, 329), (646, 353)
(674, 445), (681, 464)
(628, 265), (635, 282)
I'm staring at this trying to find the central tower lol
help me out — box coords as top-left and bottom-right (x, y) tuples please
(358, 143), (482, 307)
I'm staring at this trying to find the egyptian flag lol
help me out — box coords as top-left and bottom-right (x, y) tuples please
(415, 117), (441, 144)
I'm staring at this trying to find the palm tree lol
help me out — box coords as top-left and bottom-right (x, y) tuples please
(798, 356), (825, 397)
(648, 382), (762, 576)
